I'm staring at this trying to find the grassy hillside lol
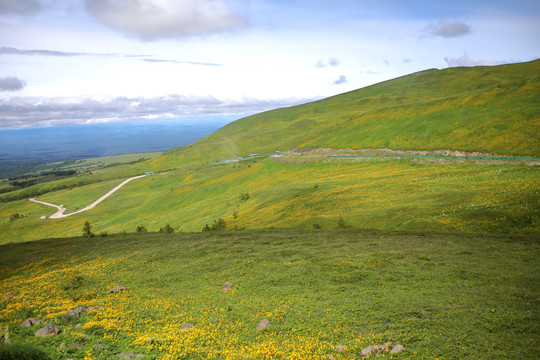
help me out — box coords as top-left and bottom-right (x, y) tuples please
(0, 61), (538, 244)
(2, 156), (537, 244)
(1, 229), (538, 359)
(155, 60), (539, 169)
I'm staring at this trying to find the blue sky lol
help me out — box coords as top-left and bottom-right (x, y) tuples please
(0, 0), (538, 128)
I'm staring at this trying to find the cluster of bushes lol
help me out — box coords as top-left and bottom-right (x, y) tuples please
(9, 213), (24, 222)
(202, 218), (226, 232)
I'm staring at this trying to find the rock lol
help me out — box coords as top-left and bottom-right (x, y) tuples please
(391, 344), (405, 353)
(107, 285), (127, 294)
(210, 318), (220, 323)
(65, 306), (87, 317)
(117, 353), (144, 358)
(221, 281), (233, 291)
(35, 324), (61, 337)
(360, 345), (373, 357)
(256, 319), (270, 331)
(70, 343), (84, 348)
(21, 318), (42, 327)
(181, 323), (194, 330)
(335, 345), (346, 352)
(4, 294), (14, 300)
(93, 344), (105, 349)
(88, 305), (103, 311)
(361, 343), (394, 357)
(373, 343), (392, 352)
(75, 323), (82, 327)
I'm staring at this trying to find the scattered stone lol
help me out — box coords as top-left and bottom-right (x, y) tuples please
(88, 305), (103, 311)
(117, 353), (144, 358)
(360, 345), (373, 357)
(181, 323), (194, 330)
(327, 356), (334, 360)
(4, 294), (14, 300)
(361, 343), (399, 357)
(373, 343), (392, 352)
(221, 281), (233, 291)
(107, 285), (127, 294)
(335, 345), (346, 352)
(65, 306), (87, 317)
(70, 343), (84, 348)
(210, 318), (220, 323)
(93, 344), (105, 349)
(21, 318), (42, 327)
(35, 324), (61, 337)
(256, 319), (270, 331)
(75, 323), (82, 327)
(391, 344), (405, 353)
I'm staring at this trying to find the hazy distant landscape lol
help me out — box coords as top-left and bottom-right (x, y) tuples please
(0, 1), (538, 359)
(0, 118), (232, 173)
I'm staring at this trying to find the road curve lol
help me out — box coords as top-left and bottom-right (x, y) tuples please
(30, 174), (146, 219)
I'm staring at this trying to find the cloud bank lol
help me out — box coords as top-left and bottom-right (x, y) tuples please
(85, 0), (248, 40)
(0, 76), (26, 91)
(0, 95), (311, 128)
(423, 20), (471, 38)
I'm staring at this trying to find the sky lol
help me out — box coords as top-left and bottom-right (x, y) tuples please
(0, 0), (538, 128)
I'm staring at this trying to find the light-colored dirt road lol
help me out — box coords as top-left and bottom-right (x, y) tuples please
(30, 174), (146, 219)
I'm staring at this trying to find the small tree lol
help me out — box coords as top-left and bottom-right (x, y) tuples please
(82, 221), (94, 238)
(136, 225), (148, 233)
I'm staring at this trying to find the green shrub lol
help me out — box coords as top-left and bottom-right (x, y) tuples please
(202, 218), (227, 231)
(0, 343), (51, 360)
(136, 225), (148, 233)
(159, 224), (174, 233)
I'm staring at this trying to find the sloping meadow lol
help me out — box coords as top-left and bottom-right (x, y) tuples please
(0, 229), (538, 359)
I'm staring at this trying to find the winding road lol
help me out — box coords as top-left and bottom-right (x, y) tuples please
(30, 174), (146, 219)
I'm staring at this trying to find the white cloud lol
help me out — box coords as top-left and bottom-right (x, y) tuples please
(0, 76), (26, 91)
(333, 75), (347, 85)
(444, 53), (505, 67)
(423, 20), (471, 38)
(85, 0), (248, 40)
(0, 94), (312, 128)
(316, 57), (340, 68)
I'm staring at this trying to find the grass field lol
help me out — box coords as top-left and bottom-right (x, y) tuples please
(0, 229), (538, 359)
(1, 156), (537, 245)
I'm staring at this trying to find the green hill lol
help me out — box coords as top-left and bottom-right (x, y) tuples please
(155, 60), (539, 169)
(0, 61), (539, 243)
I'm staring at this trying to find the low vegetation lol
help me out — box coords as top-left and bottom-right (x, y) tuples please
(0, 230), (538, 359)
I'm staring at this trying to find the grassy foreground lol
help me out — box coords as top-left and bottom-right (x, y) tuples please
(0, 229), (538, 359)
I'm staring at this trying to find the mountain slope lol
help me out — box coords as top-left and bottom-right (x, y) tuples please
(156, 60), (539, 168)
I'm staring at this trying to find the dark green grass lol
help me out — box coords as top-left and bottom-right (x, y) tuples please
(0, 229), (538, 359)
